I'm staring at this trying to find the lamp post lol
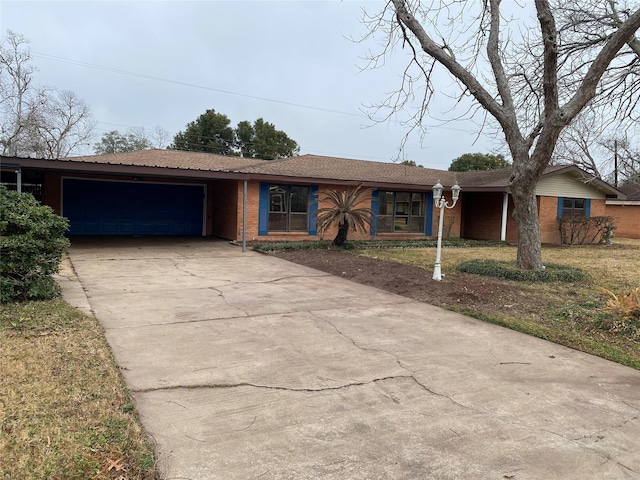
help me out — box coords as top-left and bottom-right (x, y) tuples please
(432, 181), (461, 281)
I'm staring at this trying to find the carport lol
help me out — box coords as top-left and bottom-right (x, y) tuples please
(2, 151), (263, 242)
(62, 178), (206, 236)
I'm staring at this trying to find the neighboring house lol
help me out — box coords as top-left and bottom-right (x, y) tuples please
(0, 150), (629, 243)
(606, 183), (640, 239)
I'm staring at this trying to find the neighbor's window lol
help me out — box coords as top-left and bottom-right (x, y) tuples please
(268, 184), (309, 232)
(377, 191), (425, 233)
(562, 198), (586, 218)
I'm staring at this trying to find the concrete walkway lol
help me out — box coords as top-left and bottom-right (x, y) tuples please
(58, 238), (640, 480)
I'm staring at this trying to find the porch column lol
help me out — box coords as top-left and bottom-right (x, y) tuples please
(500, 192), (508, 242)
(242, 180), (247, 252)
(15, 168), (22, 193)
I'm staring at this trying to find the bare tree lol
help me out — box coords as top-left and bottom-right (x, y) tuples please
(149, 125), (172, 149)
(364, 1), (640, 269)
(0, 31), (94, 158)
(0, 31), (42, 156)
(32, 89), (94, 158)
(602, 134), (640, 185)
(553, 112), (608, 177)
(553, 110), (640, 185)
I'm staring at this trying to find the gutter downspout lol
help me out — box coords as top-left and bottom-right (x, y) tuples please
(501, 192), (508, 242)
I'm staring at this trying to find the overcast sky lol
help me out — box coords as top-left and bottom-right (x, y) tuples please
(1, 0), (501, 170)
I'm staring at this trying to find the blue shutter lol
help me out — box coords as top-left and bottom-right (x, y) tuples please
(585, 199), (591, 217)
(308, 185), (319, 235)
(557, 197), (564, 219)
(258, 183), (270, 235)
(370, 190), (379, 236)
(425, 192), (434, 236)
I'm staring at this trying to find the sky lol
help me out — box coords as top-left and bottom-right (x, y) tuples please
(0, 0), (501, 170)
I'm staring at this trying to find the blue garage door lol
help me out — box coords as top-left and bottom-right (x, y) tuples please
(63, 179), (204, 236)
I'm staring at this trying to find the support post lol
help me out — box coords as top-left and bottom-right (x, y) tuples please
(242, 180), (247, 253)
(15, 168), (22, 193)
(501, 192), (508, 242)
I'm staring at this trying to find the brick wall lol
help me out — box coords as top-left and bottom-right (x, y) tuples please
(538, 196), (560, 244)
(210, 180), (238, 239)
(540, 197), (609, 244)
(42, 172), (62, 214)
(606, 204), (640, 239)
(461, 192), (503, 240)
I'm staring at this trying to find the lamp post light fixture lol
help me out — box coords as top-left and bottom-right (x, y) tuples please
(432, 181), (461, 281)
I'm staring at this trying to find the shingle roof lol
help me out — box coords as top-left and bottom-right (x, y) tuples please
(618, 183), (640, 201)
(238, 154), (458, 186)
(67, 149), (266, 172)
(11, 149), (621, 196)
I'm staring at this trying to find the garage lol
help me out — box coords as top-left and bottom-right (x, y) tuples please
(62, 178), (205, 236)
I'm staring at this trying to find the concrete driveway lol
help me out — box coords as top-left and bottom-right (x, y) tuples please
(58, 238), (640, 480)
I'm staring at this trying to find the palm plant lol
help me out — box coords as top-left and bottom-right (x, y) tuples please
(315, 185), (375, 246)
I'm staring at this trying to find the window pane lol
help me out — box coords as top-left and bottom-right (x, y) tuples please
(411, 193), (423, 215)
(395, 192), (410, 214)
(289, 213), (308, 231)
(269, 212), (287, 231)
(573, 199), (585, 209)
(269, 186), (287, 213)
(377, 215), (393, 232)
(409, 216), (425, 233)
(290, 186), (309, 213)
(378, 191), (393, 215)
(394, 216), (409, 232)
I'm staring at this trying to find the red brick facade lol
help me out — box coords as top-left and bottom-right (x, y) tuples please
(606, 204), (640, 239)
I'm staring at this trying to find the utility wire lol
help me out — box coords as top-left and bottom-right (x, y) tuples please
(32, 52), (366, 118)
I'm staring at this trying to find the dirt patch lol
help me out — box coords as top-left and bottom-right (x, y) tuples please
(271, 249), (540, 316)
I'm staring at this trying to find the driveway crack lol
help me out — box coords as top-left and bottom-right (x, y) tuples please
(316, 316), (482, 412)
(134, 376), (415, 394)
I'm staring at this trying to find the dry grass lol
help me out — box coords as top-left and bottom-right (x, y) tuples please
(356, 238), (640, 367)
(0, 299), (156, 480)
(359, 239), (640, 289)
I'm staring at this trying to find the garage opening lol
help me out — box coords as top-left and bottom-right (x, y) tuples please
(62, 178), (205, 236)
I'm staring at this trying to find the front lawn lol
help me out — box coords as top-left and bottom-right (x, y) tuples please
(355, 238), (640, 368)
(0, 299), (157, 479)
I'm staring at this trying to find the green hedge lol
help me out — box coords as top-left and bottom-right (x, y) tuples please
(253, 238), (507, 253)
(457, 259), (589, 283)
(1, 186), (70, 302)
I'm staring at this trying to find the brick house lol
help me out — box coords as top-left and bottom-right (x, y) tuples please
(606, 183), (640, 239)
(0, 150), (630, 243)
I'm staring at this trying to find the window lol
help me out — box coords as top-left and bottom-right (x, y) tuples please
(561, 198), (588, 218)
(268, 185), (309, 232)
(377, 191), (425, 233)
(0, 169), (44, 202)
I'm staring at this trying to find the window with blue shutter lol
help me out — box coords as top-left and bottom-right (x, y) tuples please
(425, 192), (434, 236)
(370, 190), (379, 236)
(559, 197), (590, 218)
(308, 185), (319, 235)
(258, 183), (270, 235)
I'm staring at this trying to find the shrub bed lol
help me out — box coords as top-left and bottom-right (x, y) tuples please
(253, 238), (507, 253)
(1, 186), (70, 302)
(457, 259), (589, 282)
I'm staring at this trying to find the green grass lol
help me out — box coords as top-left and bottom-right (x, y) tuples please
(253, 238), (507, 252)
(0, 299), (157, 479)
(458, 259), (589, 282)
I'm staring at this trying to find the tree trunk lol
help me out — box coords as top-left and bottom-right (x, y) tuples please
(510, 171), (544, 270)
(333, 221), (349, 247)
